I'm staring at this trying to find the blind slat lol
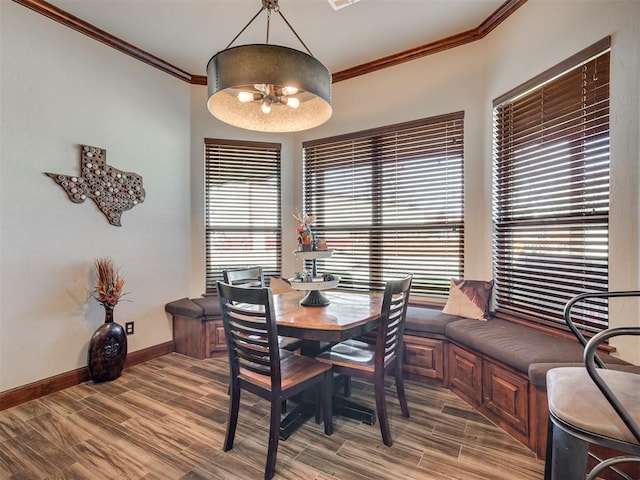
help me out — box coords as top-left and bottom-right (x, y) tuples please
(204, 139), (282, 292)
(304, 113), (464, 297)
(492, 46), (610, 333)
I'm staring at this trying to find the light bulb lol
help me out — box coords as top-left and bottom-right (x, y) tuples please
(282, 86), (299, 96)
(285, 97), (300, 108)
(238, 91), (255, 103)
(261, 102), (272, 114)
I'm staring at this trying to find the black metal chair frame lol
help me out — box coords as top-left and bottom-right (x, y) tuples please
(563, 290), (640, 361)
(545, 291), (640, 480)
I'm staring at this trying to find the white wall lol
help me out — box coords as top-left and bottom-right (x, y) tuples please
(0, 2), (192, 391)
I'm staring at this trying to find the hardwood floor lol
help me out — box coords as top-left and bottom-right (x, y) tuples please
(0, 353), (545, 479)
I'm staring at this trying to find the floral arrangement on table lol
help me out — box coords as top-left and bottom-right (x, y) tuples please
(294, 211), (316, 249)
(93, 257), (126, 309)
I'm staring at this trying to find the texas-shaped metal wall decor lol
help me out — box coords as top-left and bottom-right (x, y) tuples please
(45, 145), (145, 226)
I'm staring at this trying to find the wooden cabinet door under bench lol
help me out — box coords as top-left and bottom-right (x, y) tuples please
(402, 335), (446, 385)
(448, 343), (530, 448)
(173, 315), (226, 359)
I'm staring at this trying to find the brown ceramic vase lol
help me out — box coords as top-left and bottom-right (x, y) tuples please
(87, 306), (127, 382)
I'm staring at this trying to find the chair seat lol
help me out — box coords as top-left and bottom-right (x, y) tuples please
(547, 367), (640, 445)
(240, 352), (332, 391)
(341, 339), (373, 349)
(317, 340), (376, 372)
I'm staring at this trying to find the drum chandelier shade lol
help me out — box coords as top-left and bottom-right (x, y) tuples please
(206, 1), (333, 133)
(207, 45), (332, 132)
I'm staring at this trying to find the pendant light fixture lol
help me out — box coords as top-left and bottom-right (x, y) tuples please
(206, 0), (332, 133)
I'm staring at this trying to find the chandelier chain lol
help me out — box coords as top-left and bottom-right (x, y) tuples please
(222, 0), (314, 56)
(277, 9), (313, 56)
(266, 8), (271, 44)
(224, 5), (265, 50)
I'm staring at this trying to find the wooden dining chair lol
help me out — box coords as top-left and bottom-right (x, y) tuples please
(223, 266), (301, 353)
(316, 274), (413, 447)
(217, 282), (333, 480)
(544, 291), (640, 480)
(223, 265), (265, 288)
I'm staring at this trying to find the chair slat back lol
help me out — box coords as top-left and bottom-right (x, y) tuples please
(217, 282), (281, 385)
(223, 266), (265, 288)
(376, 274), (413, 368)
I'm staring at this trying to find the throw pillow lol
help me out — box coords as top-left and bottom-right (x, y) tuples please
(269, 276), (295, 294)
(442, 278), (493, 320)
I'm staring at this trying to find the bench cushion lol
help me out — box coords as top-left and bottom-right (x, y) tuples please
(192, 296), (222, 317)
(164, 297), (204, 318)
(404, 306), (464, 335)
(445, 319), (593, 373)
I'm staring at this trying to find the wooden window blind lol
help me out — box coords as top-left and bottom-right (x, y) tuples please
(492, 38), (610, 333)
(303, 112), (464, 298)
(204, 138), (282, 293)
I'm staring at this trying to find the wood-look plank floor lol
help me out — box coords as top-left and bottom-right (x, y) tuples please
(0, 353), (545, 479)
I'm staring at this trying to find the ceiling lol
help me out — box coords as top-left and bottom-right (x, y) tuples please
(40, 0), (512, 81)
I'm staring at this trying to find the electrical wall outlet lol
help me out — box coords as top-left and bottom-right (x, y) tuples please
(125, 322), (134, 335)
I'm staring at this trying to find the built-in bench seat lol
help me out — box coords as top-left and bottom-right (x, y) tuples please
(404, 306), (462, 335)
(401, 305), (631, 458)
(403, 307), (627, 380)
(444, 317), (627, 372)
(165, 296), (224, 359)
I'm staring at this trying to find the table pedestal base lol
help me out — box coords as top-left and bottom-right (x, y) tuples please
(300, 290), (331, 306)
(279, 394), (376, 440)
(280, 402), (315, 440)
(333, 396), (376, 425)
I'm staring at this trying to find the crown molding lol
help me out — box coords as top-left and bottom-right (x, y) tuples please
(332, 0), (526, 83)
(12, 0), (195, 83)
(12, 0), (526, 85)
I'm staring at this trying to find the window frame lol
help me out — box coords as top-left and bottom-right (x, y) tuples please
(302, 112), (465, 298)
(492, 37), (611, 334)
(204, 138), (282, 293)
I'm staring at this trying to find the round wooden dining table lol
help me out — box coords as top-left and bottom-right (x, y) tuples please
(273, 290), (383, 342)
